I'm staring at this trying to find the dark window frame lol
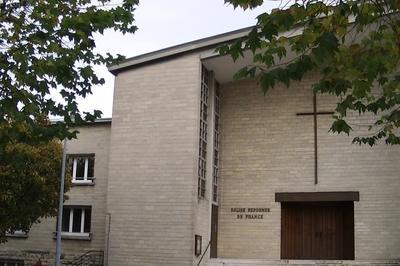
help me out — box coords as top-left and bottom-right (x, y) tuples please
(60, 206), (92, 234)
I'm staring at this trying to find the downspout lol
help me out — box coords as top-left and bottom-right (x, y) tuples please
(105, 212), (111, 266)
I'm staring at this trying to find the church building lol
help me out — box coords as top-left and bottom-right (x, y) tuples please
(1, 27), (400, 266)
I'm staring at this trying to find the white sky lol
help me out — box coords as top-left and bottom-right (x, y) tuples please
(79, 0), (278, 118)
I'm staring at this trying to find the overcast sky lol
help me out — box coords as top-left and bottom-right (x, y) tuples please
(80, 0), (278, 118)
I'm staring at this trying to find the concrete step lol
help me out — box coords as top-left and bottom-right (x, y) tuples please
(205, 259), (400, 266)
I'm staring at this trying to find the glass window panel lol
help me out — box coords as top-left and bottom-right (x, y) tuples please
(214, 151), (219, 165)
(72, 209), (82, 233)
(212, 84), (221, 203)
(198, 179), (202, 195)
(204, 71), (209, 85)
(87, 156), (95, 178)
(202, 150), (206, 160)
(62, 208), (70, 232)
(84, 208), (91, 233)
(68, 158), (74, 176)
(198, 66), (210, 198)
(75, 157), (85, 179)
(200, 179), (206, 196)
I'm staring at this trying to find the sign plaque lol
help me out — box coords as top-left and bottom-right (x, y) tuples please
(230, 207), (270, 220)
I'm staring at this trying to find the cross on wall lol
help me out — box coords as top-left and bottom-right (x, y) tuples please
(296, 94), (334, 185)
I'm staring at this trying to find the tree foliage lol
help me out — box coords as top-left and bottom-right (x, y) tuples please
(0, 0), (137, 239)
(220, 0), (400, 145)
(0, 0), (138, 146)
(0, 132), (70, 242)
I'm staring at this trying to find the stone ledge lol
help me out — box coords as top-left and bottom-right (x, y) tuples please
(52, 232), (92, 241)
(71, 179), (95, 186)
(5, 232), (28, 239)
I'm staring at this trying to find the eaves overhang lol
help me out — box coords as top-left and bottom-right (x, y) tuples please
(107, 26), (253, 75)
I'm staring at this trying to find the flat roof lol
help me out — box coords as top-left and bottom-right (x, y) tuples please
(108, 26), (253, 75)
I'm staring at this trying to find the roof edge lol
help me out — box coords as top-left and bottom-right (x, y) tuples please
(108, 26), (254, 75)
(108, 11), (399, 75)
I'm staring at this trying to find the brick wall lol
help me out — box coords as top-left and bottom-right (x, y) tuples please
(106, 54), (201, 265)
(217, 75), (400, 260)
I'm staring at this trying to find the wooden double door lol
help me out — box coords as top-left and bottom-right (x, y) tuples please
(281, 202), (354, 260)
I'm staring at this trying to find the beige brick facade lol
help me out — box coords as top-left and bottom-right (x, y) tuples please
(0, 123), (111, 265)
(216, 76), (400, 263)
(106, 54), (201, 266)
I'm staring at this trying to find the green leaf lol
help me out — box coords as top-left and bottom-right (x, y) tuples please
(225, 0), (264, 10)
(233, 67), (250, 80)
(259, 73), (275, 93)
(330, 119), (352, 135)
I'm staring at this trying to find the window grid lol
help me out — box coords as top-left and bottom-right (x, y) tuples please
(68, 155), (95, 183)
(61, 206), (91, 234)
(198, 66), (209, 198)
(212, 84), (221, 203)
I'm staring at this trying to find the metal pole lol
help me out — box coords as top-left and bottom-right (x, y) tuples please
(55, 139), (67, 266)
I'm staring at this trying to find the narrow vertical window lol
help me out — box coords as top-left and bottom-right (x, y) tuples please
(62, 208), (70, 232)
(72, 208), (82, 233)
(198, 66), (209, 198)
(212, 83), (221, 203)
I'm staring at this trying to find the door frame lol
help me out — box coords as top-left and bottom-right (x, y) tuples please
(276, 191), (359, 260)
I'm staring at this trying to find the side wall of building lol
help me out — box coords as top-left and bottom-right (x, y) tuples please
(106, 54), (201, 266)
(217, 76), (400, 260)
(0, 124), (111, 265)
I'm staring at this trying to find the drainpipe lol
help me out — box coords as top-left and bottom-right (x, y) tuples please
(105, 212), (112, 266)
